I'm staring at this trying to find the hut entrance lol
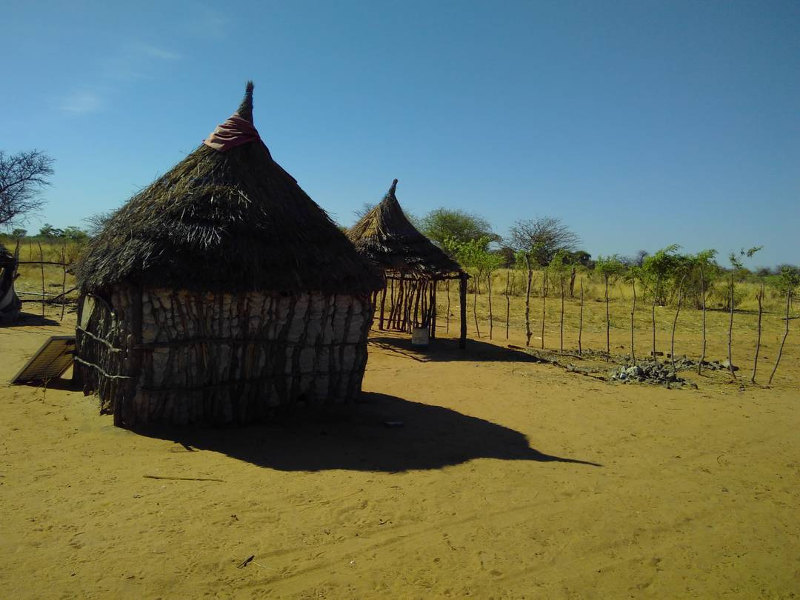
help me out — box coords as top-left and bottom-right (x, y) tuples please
(374, 272), (468, 348)
(380, 274), (434, 333)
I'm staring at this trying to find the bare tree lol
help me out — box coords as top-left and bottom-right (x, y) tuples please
(0, 150), (54, 226)
(509, 217), (580, 267)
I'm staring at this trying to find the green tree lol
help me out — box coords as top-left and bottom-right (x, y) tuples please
(63, 226), (89, 242)
(38, 223), (64, 238)
(564, 250), (593, 268)
(640, 244), (682, 358)
(690, 250), (718, 373)
(450, 236), (501, 338)
(640, 244), (681, 306)
(420, 208), (497, 252)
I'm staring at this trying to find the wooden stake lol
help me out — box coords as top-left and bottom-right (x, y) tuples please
(446, 279), (451, 333)
(630, 279), (637, 365)
(473, 273), (481, 339)
(578, 279), (584, 356)
(459, 272), (467, 349)
(487, 270), (494, 340)
(670, 275), (686, 373)
(751, 283), (764, 383)
(540, 269), (547, 350)
(768, 290), (792, 384)
(651, 275), (659, 359)
(430, 281), (437, 339)
(60, 242), (67, 321)
(559, 274), (564, 352)
(698, 265), (706, 375)
(604, 274), (610, 359)
(728, 274), (736, 380)
(38, 241), (45, 317)
(524, 257), (532, 347)
(505, 270), (510, 340)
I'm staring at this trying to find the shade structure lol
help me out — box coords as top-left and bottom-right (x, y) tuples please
(348, 180), (468, 348)
(74, 82), (383, 427)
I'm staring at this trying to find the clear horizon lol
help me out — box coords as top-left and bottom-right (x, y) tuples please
(2, 0), (798, 269)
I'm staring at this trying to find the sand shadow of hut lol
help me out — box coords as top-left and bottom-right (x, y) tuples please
(73, 82), (383, 428)
(368, 334), (545, 364)
(347, 180), (469, 348)
(137, 392), (601, 472)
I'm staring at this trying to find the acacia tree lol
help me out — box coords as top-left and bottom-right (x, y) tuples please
(0, 150), (54, 226)
(509, 217), (579, 268)
(510, 218), (578, 349)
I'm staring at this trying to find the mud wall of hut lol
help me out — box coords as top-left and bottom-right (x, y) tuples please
(76, 287), (373, 426)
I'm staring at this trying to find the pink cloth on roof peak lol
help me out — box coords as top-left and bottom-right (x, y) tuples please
(203, 114), (261, 152)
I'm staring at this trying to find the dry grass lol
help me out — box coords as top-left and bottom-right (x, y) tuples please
(1, 238), (81, 306)
(430, 270), (798, 387)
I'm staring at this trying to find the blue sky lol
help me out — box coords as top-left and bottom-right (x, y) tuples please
(3, 0), (798, 268)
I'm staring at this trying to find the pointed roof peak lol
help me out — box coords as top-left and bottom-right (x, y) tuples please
(204, 82), (260, 152)
(389, 178), (398, 195)
(236, 81), (254, 122)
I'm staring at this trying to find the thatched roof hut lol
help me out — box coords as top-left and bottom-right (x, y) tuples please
(74, 82), (383, 427)
(348, 180), (468, 347)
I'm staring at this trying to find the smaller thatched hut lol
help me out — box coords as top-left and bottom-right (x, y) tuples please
(348, 180), (468, 347)
(0, 244), (21, 324)
(74, 82), (383, 427)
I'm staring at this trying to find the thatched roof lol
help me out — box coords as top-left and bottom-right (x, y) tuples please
(76, 82), (382, 295)
(347, 180), (463, 278)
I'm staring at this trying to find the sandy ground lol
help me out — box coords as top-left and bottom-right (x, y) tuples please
(1, 308), (798, 599)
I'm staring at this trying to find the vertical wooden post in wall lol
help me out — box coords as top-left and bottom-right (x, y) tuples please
(120, 285), (143, 428)
(459, 272), (468, 349)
